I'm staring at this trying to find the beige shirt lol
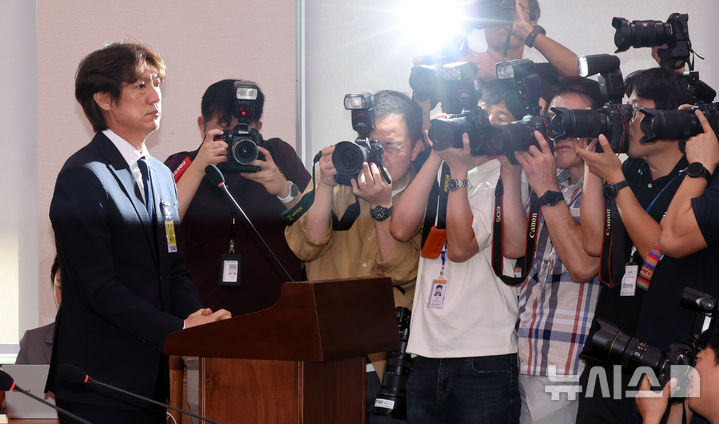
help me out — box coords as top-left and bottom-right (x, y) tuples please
(284, 180), (419, 310)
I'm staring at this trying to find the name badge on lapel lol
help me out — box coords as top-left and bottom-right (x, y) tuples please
(161, 200), (178, 253)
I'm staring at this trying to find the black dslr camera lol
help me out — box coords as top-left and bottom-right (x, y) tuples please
(612, 13), (691, 70)
(410, 61), (480, 115)
(373, 307), (412, 419)
(637, 72), (718, 143)
(332, 93), (391, 186)
(584, 287), (718, 401)
(428, 59), (550, 161)
(550, 54), (633, 153)
(215, 82), (265, 173)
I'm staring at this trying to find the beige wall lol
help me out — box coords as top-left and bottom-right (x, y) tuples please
(35, 0), (297, 326)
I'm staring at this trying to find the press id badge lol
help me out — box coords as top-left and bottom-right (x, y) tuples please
(428, 279), (447, 308)
(620, 265), (638, 296)
(161, 201), (178, 253)
(219, 254), (242, 287)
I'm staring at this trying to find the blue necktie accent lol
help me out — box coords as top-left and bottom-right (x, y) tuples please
(137, 156), (153, 219)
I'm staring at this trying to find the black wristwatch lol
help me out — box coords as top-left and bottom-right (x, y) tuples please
(525, 25), (546, 48)
(447, 178), (468, 192)
(536, 190), (563, 207)
(370, 205), (393, 222)
(603, 180), (629, 199)
(684, 162), (712, 182)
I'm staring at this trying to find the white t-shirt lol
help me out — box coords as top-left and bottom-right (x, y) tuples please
(406, 159), (519, 358)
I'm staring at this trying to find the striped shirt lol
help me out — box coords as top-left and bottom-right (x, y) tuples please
(517, 169), (600, 377)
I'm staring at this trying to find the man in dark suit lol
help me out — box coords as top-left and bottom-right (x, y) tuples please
(46, 41), (230, 424)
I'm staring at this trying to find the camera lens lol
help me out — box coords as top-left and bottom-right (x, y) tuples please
(639, 108), (703, 143)
(231, 138), (259, 165)
(332, 141), (368, 178)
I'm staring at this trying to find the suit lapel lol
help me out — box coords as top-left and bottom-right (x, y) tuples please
(92, 133), (158, 262)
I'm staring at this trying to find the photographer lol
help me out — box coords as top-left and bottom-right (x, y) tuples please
(501, 77), (602, 424)
(636, 325), (719, 424)
(389, 101), (526, 423)
(283, 90), (424, 423)
(660, 109), (719, 258)
(574, 67), (705, 423)
(164, 79), (310, 316)
(462, 0), (579, 82)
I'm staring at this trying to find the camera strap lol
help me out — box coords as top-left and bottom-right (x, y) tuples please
(281, 151), (361, 230)
(598, 194), (626, 288)
(420, 164), (451, 249)
(490, 178), (541, 286)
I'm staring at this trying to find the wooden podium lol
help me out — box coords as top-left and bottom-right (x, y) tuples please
(164, 277), (399, 424)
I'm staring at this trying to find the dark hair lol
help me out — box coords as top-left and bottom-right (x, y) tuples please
(372, 90), (424, 146)
(75, 42), (166, 132)
(201, 79), (265, 126)
(699, 324), (719, 365)
(624, 67), (691, 110)
(481, 79), (523, 121)
(553, 77), (604, 109)
(51, 255), (60, 287)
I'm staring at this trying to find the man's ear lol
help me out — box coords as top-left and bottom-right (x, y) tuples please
(256, 120), (263, 131)
(197, 116), (205, 135)
(93, 92), (112, 111)
(410, 138), (423, 161)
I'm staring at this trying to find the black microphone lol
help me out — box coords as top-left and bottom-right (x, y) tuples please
(205, 164), (295, 282)
(0, 370), (93, 424)
(58, 364), (223, 424)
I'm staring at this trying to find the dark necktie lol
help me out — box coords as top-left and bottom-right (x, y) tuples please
(137, 156), (153, 219)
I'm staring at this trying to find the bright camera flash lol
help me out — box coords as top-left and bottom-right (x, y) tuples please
(236, 87), (258, 101)
(496, 63), (514, 80)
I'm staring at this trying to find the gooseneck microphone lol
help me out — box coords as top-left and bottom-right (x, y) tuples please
(58, 364), (223, 424)
(204, 164), (295, 282)
(0, 370), (94, 424)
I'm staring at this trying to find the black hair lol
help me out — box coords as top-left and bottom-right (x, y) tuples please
(481, 79), (523, 121)
(373, 90), (424, 146)
(624, 67), (691, 110)
(201, 79), (265, 126)
(553, 77), (604, 109)
(698, 324), (719, 365)
(528, 0), (541, 22)
(51, 255), (60, 287)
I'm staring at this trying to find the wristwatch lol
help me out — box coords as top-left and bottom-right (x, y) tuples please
(525, 25), (546, 48)
(684, 162), (712, 182)
(277, 180), (299, 204)
(370, 205), (393, 222)
(447, 178), (468, 192)
(603, 180), (629, 199)
(536, 190), (563, 207)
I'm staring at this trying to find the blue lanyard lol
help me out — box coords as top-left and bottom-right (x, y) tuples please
(645, 174), (680, 214)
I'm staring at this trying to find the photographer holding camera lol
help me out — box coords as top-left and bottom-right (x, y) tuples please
(574, 67), (713, 423)
(636, 324), (719, 424)
(388, 89), (528, 423)
(461, 0), (578, 83)
(494, 77), (602, 424)
(284, 89), (424, 423)
(164, 79), (310, 316)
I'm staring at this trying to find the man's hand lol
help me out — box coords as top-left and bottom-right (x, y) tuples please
(635, 375), (675, 424)
(510, 0), (534, 41)
(436, 133), (486, 176)
(241, 146), (289, 196)
(351, 162), (392, 208)
(460, 49), (499, 81)
(573, 135), (624, 184)
(515, 131), (560, 196)
(184, 307), (231, 329)
(195, 129), (228, 168)
(684, 109), (719, 173)
(318, 145), (338, 187)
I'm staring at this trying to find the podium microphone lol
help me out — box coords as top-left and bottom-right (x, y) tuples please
(0, 370), (94, 424)
(205, 164), (295, 282)
(57, 364), (223, 424)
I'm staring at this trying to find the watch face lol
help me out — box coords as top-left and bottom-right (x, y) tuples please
(687, 162), (707, 178)
(289, 182), (299, 197)
(447, 179), (458, 191)
(543, 191), (563, 206)
(603, 184), (616, 199)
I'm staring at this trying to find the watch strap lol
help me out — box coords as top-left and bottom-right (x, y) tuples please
(603, 180), (629, 199)
(277, 180), (298, 204)
(525, 25), (546, 48)
(685, 162), (712, 182)
(536, 190), (563, 207)
(370, 205), (393, 222)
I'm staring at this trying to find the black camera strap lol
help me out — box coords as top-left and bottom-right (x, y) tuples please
(281, 151), (361, 231)
(490, 179), (540, 286)
(598, 192), (626, 288)
(420, 164), (451, 249)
